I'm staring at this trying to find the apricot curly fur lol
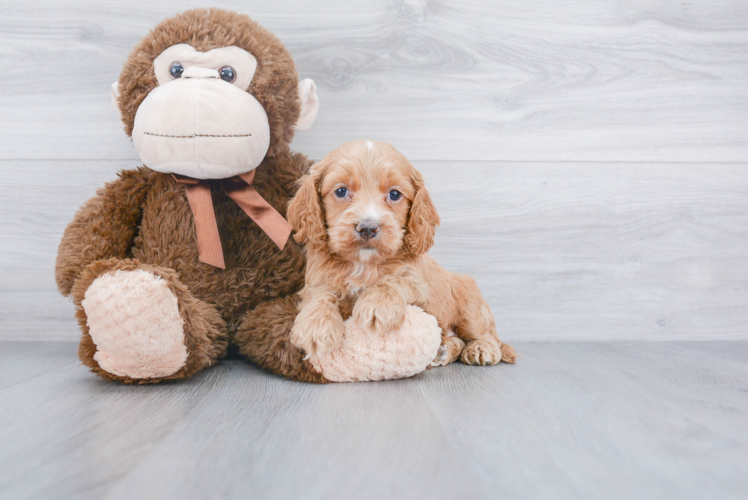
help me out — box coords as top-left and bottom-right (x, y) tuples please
(285, 140), (516, 366)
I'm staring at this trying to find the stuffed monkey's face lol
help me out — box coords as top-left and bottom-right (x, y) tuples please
(127, 43), (318, 180)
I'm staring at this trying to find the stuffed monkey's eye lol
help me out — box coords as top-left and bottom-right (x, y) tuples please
(169, 62), (184, 79)
(334, 187), (348, 198)
(388, 189), (402, 201)
(219, 66), (236, 83)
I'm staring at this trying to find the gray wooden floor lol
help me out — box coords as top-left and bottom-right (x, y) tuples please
(1, 341), (746, 500)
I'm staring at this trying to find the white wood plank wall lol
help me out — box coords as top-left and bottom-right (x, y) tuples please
(1, 0), (747, 341)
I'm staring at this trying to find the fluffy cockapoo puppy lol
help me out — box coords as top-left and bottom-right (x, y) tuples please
(285, 140), (516, 366)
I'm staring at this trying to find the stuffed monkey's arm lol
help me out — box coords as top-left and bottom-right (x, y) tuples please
(55, 167), (154, 296)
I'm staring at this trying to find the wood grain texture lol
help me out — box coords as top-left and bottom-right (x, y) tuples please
(0, 341), (746, 500)
(3, 160), (747, 341)
(1, 2), (747, 341)
(0, 0), (747, 161)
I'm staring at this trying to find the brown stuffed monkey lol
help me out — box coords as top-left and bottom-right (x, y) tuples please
(55, 8), (331, 383)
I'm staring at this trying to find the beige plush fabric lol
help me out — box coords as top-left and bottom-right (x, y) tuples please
(127, 42), (319, 181)
(132, 75), (271, 179)
(294, 79), (319, 132)
(82, 269), (188, 379)
(310, 306), (442, 382)
(152, 44), (258, 89)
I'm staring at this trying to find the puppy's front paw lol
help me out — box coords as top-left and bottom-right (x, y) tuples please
(461, 339), (503, 366)
(291, 309), (345, 359)
(352, 288), (406, 335)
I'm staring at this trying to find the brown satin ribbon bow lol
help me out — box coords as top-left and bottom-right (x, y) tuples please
(173, 170), (292, 269)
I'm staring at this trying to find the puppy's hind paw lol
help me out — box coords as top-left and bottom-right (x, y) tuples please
(461, 339), (503, 366)
(431, 343), (449, 367)
(431, 336), (465, 367)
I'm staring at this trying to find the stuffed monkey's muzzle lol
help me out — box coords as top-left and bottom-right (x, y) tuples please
(132, 69), (271, 180)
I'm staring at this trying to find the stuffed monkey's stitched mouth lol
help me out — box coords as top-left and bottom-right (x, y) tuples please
(143, 132), (252, 138)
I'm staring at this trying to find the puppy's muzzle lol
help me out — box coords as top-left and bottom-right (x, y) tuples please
(355, 219), (380, 241)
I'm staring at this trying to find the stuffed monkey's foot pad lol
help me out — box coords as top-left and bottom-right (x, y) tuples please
(310, 305), (442, 382)
(82, 269), (188, 379)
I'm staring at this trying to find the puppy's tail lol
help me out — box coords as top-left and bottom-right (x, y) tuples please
(499, 342), (517, 364)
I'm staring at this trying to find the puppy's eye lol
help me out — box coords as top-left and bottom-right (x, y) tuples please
(169, 62), (184, 79)
(334, 187), (348, 198)
(388, 189), (402, 201)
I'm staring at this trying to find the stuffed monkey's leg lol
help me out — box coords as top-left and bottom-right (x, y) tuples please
(234, 296), (329, 384)
(72, 258), (228, 383)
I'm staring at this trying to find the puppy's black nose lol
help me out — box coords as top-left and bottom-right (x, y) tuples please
(356, 220), (380, 240)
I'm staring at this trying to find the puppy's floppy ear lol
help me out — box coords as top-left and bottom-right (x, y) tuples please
(287, 164), (327, 250)
(404, 170), (440, 255)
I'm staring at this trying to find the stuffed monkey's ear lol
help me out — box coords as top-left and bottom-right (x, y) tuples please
(293, 79), (319, 132)
(404, 171), (440, 255)
(111, 82), (123, 122)
(287, 166), (326, 250)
